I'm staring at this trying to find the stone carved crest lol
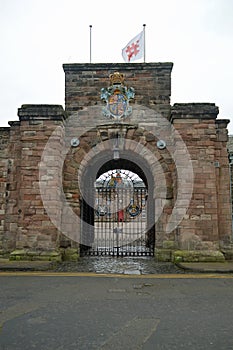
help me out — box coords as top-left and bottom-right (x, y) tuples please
(101, 72), (135, 119)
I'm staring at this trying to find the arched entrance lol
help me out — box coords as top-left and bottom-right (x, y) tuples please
(61, 123), (173, 258)
(80, 157), (155, 257)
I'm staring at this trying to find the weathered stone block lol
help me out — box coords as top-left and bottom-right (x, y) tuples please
(61, 248), (79, 261)
(162, 240), (177, 250)
(9, 249), (62, 262)
(9, 249), (28, 261)
(155, 249), (172, 262)
(221, 249), (233, 261)
(172, 250), (225, 263)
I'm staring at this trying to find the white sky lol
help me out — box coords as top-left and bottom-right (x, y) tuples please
(1, 0), (233, 132)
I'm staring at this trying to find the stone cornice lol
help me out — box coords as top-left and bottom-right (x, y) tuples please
(171, 103), (219, 121)
(215, 119), (230, 128)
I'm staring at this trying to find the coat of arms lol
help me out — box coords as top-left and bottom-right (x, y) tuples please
(101, 72), (135, 119)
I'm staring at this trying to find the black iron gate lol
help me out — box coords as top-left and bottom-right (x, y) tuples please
(81, 183), (154, 257)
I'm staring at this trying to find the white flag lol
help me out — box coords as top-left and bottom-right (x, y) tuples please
(122, 31), (144, 62)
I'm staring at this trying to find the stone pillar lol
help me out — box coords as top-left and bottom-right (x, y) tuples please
(171, 103), (232, 258)
(5, 105), (66, 259)
(0, 128), (10, 254)
(215, 120), (232, 247)
(227, 135), (233, 220)
(2, 122), (21, 252)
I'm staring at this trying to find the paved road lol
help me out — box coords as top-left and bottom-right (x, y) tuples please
(0, 274), (233, 349)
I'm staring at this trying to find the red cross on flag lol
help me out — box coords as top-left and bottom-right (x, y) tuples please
(122, 31), (144, 62)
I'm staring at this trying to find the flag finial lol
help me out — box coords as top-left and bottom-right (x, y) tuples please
(143, 24), (146, 62)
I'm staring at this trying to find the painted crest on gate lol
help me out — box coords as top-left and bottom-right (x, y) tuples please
(127, 203), (141, 217)
(101, 72), (135, 119)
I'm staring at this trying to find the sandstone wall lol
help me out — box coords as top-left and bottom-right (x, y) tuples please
(171, 103), (232, 250)
(0, 127), (10, 251)
(0, 62), (232, 261)
(63, 62), (173, 119)
(2, 105), (66, 253)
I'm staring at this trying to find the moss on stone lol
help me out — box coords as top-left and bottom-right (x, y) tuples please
(173, 250), (225, 263)
(10, 249), (27, 256)
(0, 250), (10, 259)
(221, 249), (233, 261)
(10, 250), (28, 260)
(162, 240), (176, 250)
(155, 249), (172, 262)
(9, 249), (62, 262)
(62, 248), (79, 261)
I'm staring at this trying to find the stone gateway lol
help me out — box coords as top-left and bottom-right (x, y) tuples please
(0, 62), (232, 262)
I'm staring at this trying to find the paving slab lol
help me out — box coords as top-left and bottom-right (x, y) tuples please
(177, 261), (233, 273)
(0, 259), (54, 271)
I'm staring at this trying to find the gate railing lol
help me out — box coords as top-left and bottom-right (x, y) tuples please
(81, 187), (154, 257)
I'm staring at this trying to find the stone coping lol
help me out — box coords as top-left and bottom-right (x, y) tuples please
(17, 104), (66, 120)
(171, 103), (219, 120)
(63, 62), (174, 72)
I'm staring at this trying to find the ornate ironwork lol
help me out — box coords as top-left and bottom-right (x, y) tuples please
(81, 169), (153, 257)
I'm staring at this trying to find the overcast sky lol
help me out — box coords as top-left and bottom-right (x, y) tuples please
(1, 0), (233, 132)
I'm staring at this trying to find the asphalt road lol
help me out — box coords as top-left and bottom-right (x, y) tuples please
(0, 274), (233, 350)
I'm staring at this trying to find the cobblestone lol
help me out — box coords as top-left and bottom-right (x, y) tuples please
(53, 257), (185, 274)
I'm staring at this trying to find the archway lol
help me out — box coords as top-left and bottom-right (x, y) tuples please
(79, 153), (156, 256)
(61, 124), (174, 256)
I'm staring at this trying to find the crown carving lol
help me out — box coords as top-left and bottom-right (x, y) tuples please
(109, 72), (125, 85)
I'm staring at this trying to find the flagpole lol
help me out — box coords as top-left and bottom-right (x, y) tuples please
(89, 25), (92, 63)
(143, 24), (146, 63)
